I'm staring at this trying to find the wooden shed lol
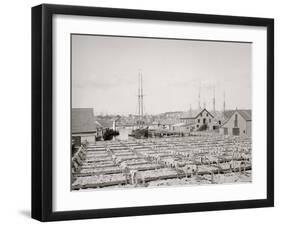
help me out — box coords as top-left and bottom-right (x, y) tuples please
(219, 109), (252, 136)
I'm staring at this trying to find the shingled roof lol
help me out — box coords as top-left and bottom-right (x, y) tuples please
(72, 108), (96, 134)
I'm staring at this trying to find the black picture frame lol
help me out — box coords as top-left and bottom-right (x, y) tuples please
(32, 3), (274, 222)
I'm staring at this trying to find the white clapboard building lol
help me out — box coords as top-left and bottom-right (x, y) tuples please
(179, 108), (214, 132)
(219, 109), (252, 136)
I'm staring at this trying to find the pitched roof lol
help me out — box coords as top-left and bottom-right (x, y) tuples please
(180, 108), (214, 119)
(95, 119), (113, 128)
(72, 108), (96, 133)
(221, 109), (252, 126)
(237, 109), (252, 121)
(223, 110), (235, 119)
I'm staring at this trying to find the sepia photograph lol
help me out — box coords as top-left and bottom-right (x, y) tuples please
(71, 34), (252, 191)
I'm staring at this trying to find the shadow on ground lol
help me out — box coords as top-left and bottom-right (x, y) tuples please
(19, 210), (30, 218)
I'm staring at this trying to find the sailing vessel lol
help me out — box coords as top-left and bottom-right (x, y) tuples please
(129, 72), (149, 139)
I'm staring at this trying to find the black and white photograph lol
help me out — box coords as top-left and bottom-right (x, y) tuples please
(71, 34), (252, 191)
(29, 3), (274, 222)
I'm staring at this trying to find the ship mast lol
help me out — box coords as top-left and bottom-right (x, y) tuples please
(138, 73), (141, 125)
(138, 71), (144, 128)
(213, 87), (216, 113)
(198, 86), (201, 110)
(223, 91), (226, 114)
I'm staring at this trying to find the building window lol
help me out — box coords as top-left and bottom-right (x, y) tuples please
(197, 125), (199, 128)
(224, 128), (228, 135)
(207, 113), (208, 117)
(218, 120), (221, 125)
(198, 119), (200, 123)
(209, 119), (211, 123)
(234, 114), (238, 127)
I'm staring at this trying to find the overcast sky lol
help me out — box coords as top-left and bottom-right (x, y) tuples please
(72, 34), (252, 115)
